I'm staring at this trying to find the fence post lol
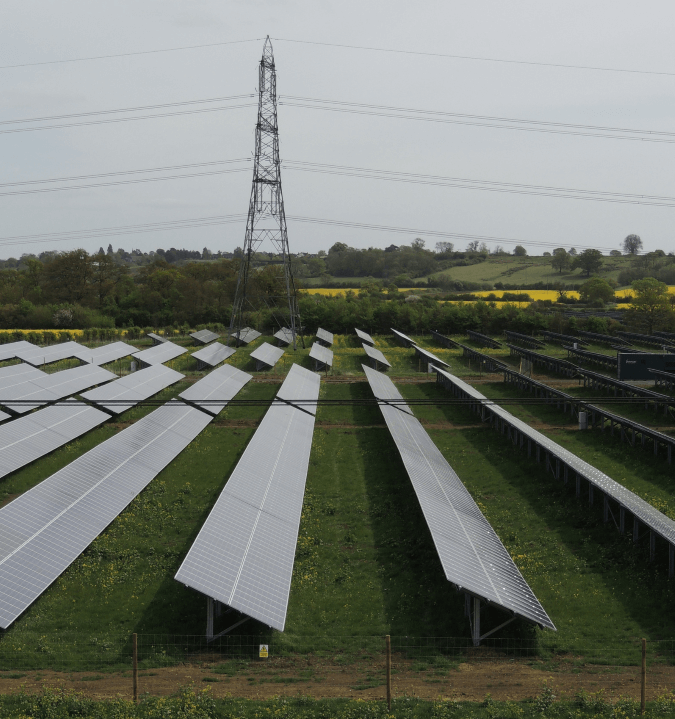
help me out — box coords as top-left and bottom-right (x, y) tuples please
(641, 638), (646, 715)
(386, 634), (392, 711)
(133, 633), (138, 704)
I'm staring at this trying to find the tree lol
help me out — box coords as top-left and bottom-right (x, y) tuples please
(572, 249), (603, 277)
(579, 277), (615, 304)
(411, 238), (425, 251)
(609, 249), (622, 257)
(569, 247), (577, 256)
(626, 277), (673, 333)
(435, 241), (454, 254)
(551, 248), (571, 274)
(513, 245), (527, 256)
(328, 242), (349, 254)
(623, 234), (643, 255)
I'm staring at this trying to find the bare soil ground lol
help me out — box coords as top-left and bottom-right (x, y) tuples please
(1, 657), (673, 703)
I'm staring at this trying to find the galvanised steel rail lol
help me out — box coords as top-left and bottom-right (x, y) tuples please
(506, 344), (578, 377)
(578, 368), (675, 416)
(540, 331), (588, 347)
(437, 368), (675, 577)
(650, 369), (675, 392)
(564, 345), (618, 370)
(578, 331), (630, 346)
(502, 367), (675, 465)
(618, 331), (675, 349)
(430, 329), (461, 349)
(504, 330), (545, 349)
(466, 330), (502, 349)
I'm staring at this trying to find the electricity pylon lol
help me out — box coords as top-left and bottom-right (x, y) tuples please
(227, 36), (304, 349)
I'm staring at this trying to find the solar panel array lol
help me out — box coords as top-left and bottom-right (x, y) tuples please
(0, 341), (38, 362)
(316, 327), (334, 346)
(175, 364), (321, 631)
(81, 365), (184, 414)
(250, 342), (284, 370)
(73, 341), (137, 366)
(17, 341), (90, 367)
(147, 333), (166, 344)
(132, 340), (187, 368)
(355, 328), (374, 346)
(363, 343), (391, 368)
(232, 327), (262, 344)
(0, 400), (215, 629)
(309, 342), (333, 369)
(436, 367), (675, 559)
(1, 364), (116, 414)
(273, 327), (295, 345)
(391, 328), (415, 347)
(191, 329), (220, 345)
(363, 364), (555, 630)
(179, 364), (252, 416)
(0, 400), (110, 480)
(192, 343), (235, 368)
(413, 344), (450, 369)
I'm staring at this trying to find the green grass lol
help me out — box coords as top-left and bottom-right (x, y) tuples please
(2, 336), (675, 672)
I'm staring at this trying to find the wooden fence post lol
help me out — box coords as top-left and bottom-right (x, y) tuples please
(386, 634), (391, 712)
(133, 633), (138, 704)
(641, 638), (646, 715)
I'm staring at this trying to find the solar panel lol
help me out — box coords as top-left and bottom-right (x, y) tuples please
(191, 329), (220, 345)
(192, 343), (236, 369)
(436, 367), (675, 551)
(175, 364), (321, 631)
(413, 344), (450, 368)
(0, 400), (214, 629)
(276, 363), (321, 415)
(355, 328), (374, 346)
(363, 343), (391, 368)
(0, 363), (47, 388)
(316, 327), (333, 345)
(16, 341), (91, 367)
(273, 328), (295, 346)
(147, 332), (166, 344)
(132, 341), (187, 368)
(392, 328), (415, 346)
(309, 342), (333, 369)
(72, 341), (137, 366)
(363, 365), (555, 631)
(0, 400), (110, 480)
(179, 364), (252, 416)
(81, 365), (184, 414)
(232, 327), (262, 344)
(0, 341), (38, 362)
(250, 342), (284, 370)
(1, 364), (116, 414)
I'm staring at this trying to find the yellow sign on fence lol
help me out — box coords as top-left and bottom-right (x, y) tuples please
(259, 644), (269, 658)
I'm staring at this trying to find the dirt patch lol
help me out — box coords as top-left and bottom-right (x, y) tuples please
(0, 658), (671, 703)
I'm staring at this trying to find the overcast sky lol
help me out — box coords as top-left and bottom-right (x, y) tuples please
(2, 0), (675, 259)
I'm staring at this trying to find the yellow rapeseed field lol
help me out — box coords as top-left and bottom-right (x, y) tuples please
(0, 328), (86, 337)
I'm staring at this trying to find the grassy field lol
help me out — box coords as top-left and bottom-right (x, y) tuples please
(1, 332), (674, 672)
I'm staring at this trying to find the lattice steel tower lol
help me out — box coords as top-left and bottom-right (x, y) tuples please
(228, 36), (303, 349)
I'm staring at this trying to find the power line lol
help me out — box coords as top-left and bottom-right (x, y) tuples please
(273, 37), (675, 78)
(0, 159), (250, 187)
(0, 213), (626, 253)
(0, 102), (255, 135)
(281, 96), (675, 144)
(0, 39), (262, 70)
(283, 160), (675, 208)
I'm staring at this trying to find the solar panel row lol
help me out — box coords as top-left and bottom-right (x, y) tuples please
(0, 400), (215, 629)
(232, 327), (262, 345)
(391, 328), (415, 347)
(0, 400), (110, 480)
(1, 364), (116, 414)
(179, 364), (252, 416)
(0, 341), (38, 362)
(81, 365), (184, 414)
(191, 329), (220, 345)
(73, 341), (136, 366)
(436, 368), (675, 575)
(192, 343), (235, 369)
(17, 341), (91, 367)
(309, 342), (333, 370)
(250, 342), (285, 370)
(132, 340), (187, 368)
(316, 328), (334, 346)
(363, 364), (555, 634)
(175, 364), (321, 632)
(355, 328), (374, 346)
(363, 343), (391, 368)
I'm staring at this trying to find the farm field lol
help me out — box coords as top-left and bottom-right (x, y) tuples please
(1, 330), (674, 681)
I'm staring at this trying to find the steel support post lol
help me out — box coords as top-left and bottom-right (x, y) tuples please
(669, 544), (674, 579)
(634, 517), (640, 544)
(603, 495), (609, 523)
(206, 597), (214, 640)
(620, 507), (625, 534)
(650, 531), (656, 562)
(472, 596), (481, 647)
